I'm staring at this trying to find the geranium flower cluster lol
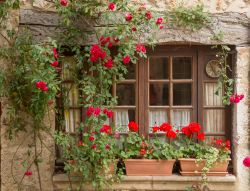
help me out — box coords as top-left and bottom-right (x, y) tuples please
(86, 107), (113, 118)
(128, 121), (139, 132)
(140, 141), (148, 156)
(230, 93), (244, 104)
(212, 139), (231, 150)
(181, 122), (205, 141)
(152, 123), (177, 139)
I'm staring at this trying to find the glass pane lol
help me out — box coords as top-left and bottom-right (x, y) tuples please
(150, 83), (169, 105)
(172, 109), (191, 129)
(64, 109), (81, 133)
(149, 109), (168, 127)
(149, 57), (169, 79)
(124, 62), (136, 79)
(62, 83), (79, 107)
(204, 83), (223, 106)
(204, 109), (225, 133)
(62, 57), (76, 80)
(173, 84), (192, 105)
(115, 109), (135, 133)
(173, 57), (192, 79)
(117, 84), (135, 105)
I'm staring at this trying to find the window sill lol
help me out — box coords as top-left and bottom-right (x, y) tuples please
(53, 173), (236, 191)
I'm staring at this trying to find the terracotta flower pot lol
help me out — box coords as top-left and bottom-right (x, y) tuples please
(179, 158), (230, 176)
(125, 159), (175, 176)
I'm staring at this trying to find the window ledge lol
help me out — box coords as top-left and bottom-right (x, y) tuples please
(53, 173), (236, 191)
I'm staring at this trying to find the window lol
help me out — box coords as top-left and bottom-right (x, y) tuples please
(111, 46), (232, 140)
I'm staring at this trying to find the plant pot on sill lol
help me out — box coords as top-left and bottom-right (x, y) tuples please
(124, 159), (175, 176)
(179, 158), (230, 176)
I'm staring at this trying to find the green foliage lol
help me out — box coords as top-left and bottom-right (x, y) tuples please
(170, 4), (210, 31)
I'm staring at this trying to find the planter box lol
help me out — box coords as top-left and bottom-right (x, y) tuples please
(179, 158), (230, 176)
(125, 159), (175, 176)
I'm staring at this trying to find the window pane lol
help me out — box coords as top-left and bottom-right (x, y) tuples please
(64, 109), (81, 133)
(204, 83), (223, 106)
(173, 57), (192, 79)
(149, 109), (168, 128)
(149, 57), (169, 79)
(150, 83), (169, 105)
(124, 63), (136, 79)
(204, 109), (225, 133)
(115, 109), (135, 132)
(117, 84), (135, 105)
(173, 84), (192, 105)
(172, 109), (191, 129)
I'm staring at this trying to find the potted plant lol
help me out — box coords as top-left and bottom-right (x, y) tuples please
(177, 122), (231, 177)
(121, 121), (180, 176)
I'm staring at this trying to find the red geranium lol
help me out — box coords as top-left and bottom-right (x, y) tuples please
(140, 148), (146, 156)
(196, 132), (205, 141)
(125, 13), (133, 22)
(128, 121), (139, 132)
(181, 126), (192, 137)
(225, 140), (230, 149)
(166, 130), (176, 139)
(152, 125), (159, 133)
(243, 156), (250, 167)
(145, 11), (152, 20)
(123, 55), (130, 64)
(216, 139), (223, 146)
(108, 2), (116, 11)
(188, 122), (201, 134)
(159, 122), (172, 132)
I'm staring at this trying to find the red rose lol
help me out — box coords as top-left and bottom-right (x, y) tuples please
(159, 25), (164, 29)
(159, 122), (172, 132)
(89, 136), (95, 142)
(166, 130), (176, 139)
(156, 17), (163, 24)
(104, 59), (113, 69)
(136, 44), (146, 53)
(51, 61), (59, 67)
(152, 125), (159, 133)
(36, 81), (49, 92)
(230, 93), (244, 104)
(140, 148), (146, 156)
(229, 95), (235, 103)
(125, 13), (133, 22)
(60, 0), (68, 6)
(87, 106), (95, 117)
(53, 48), (58, 59)
(91, 144), (97, 149)
(103, 108), (113, 118)
(145, 11), (152, 20)
(123, 55), (130, 64)
(78, 141), (83, 147)
(132, 27), (137, 32)
(24, 171), (32, 176)
(94, 107), (101, 116)
(188, 122), (201, 134)
(196, 132), (205, 141)
(114, 132), (121, 139)
(105, 144), (111, 150)
(108, 42), (113, 48)
(90, 44), (106, 62)
(108, 2), (116, 11)
(100, 125), (112, 134)
(243, 156), (250, 167)
(128, 121), (139, 132)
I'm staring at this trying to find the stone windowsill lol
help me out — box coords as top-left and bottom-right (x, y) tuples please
(53, 173), (236, 191)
